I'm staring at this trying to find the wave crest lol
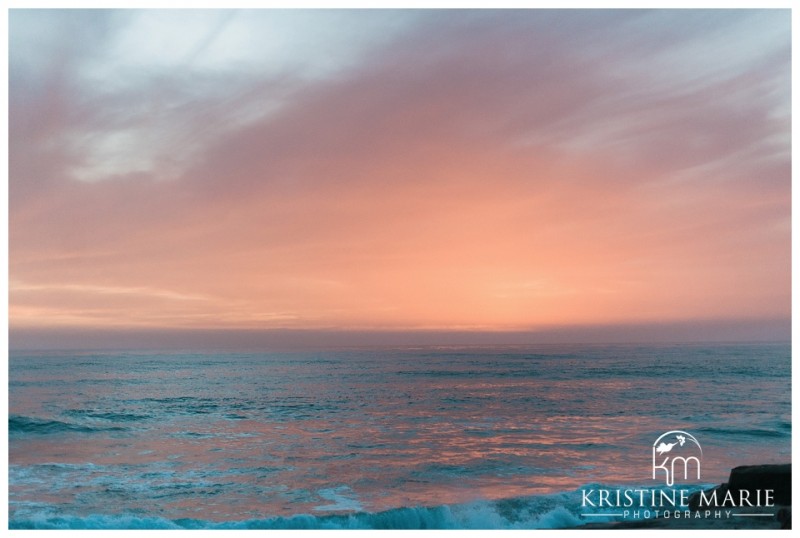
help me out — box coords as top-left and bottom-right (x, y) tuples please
(9, 415), (129, 435)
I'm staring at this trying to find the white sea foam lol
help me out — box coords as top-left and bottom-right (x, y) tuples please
(314, 486), (364, 512)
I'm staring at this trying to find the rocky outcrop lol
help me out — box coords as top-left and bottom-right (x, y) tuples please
(687, 464), (790, 529)
(728, 464), (791, 506)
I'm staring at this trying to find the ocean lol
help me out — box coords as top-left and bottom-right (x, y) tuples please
(8, 343), (791, 529)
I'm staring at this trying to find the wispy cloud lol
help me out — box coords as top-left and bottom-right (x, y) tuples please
(10, 281), (212, 302)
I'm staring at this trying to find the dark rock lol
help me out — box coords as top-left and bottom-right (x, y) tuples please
(777, 507), (791, 530)
(688, 464), (790, 512)
(728, 464), (791, 506)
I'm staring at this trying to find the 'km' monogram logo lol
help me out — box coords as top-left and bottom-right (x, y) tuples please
(652, 430), (702, 486)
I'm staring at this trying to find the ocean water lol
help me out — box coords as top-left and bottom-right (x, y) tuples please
(8, 343), (791, 529)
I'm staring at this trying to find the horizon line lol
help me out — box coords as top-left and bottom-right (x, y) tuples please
(8, 317), (791, 351)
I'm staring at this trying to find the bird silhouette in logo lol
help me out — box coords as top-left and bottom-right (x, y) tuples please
(656, 441), (677, 455)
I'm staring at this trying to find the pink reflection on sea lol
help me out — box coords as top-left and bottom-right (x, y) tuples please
(9, 345), (791, 522)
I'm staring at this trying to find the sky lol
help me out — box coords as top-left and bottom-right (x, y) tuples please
(8, 9), (791, 347)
